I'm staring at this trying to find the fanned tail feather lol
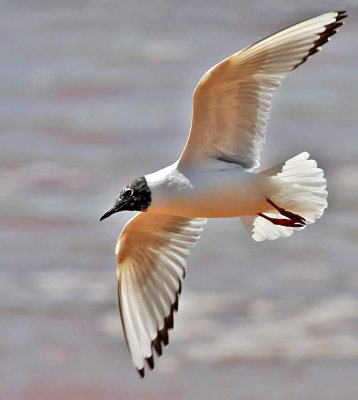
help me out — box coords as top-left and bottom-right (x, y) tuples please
(241, 152), (327, 241)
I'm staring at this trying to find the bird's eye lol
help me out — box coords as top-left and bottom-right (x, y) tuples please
(123, 188), (133, 197)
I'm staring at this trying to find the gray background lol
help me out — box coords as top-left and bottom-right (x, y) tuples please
(1, 1), (358, 399)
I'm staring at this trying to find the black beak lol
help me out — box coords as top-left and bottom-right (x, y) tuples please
(100, 205), (120, 221)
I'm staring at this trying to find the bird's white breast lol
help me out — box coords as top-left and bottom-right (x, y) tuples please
(145, 163), (272, 218)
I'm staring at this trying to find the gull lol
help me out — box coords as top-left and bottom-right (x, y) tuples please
(100, 11), (346, 377)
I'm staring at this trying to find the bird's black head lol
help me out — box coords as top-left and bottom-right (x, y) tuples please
(100, 176), (152, 221)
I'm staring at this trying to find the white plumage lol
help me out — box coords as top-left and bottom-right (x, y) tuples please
(100, 11), (346, 376)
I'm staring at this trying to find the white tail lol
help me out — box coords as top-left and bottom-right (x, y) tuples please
(241, 152), (328, 241)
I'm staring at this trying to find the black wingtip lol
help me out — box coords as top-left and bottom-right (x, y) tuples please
(159, 327), (169, 346)
(336, 10), (348, 21)
(152, 336), (163, 356)
(128, 280), (183, 379)
(293, 11), (347, 71)
(165, 310), (174, 330)
(146, 355), (155, 370)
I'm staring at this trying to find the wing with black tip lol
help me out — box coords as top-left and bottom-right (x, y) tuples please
(116, 212), (206, 377)
(179, 11), (347, 171)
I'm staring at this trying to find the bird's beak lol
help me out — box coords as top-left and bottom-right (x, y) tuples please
(100, 205), (121, 221)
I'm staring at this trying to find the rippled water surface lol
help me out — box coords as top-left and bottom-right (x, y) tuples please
(1, 1), (358, 399)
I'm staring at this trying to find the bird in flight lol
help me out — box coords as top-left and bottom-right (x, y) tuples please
(100, 11), (347, 377)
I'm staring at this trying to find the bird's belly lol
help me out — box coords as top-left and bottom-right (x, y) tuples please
(149, 174), (272, 218)
(165, 190), (266, 218)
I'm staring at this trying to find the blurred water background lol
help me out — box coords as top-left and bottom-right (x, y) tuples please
(1, 1), (358, 399)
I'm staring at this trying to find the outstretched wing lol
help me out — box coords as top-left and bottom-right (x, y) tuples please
(179, 11), (346, 171)
(116, 212), (206, 377)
